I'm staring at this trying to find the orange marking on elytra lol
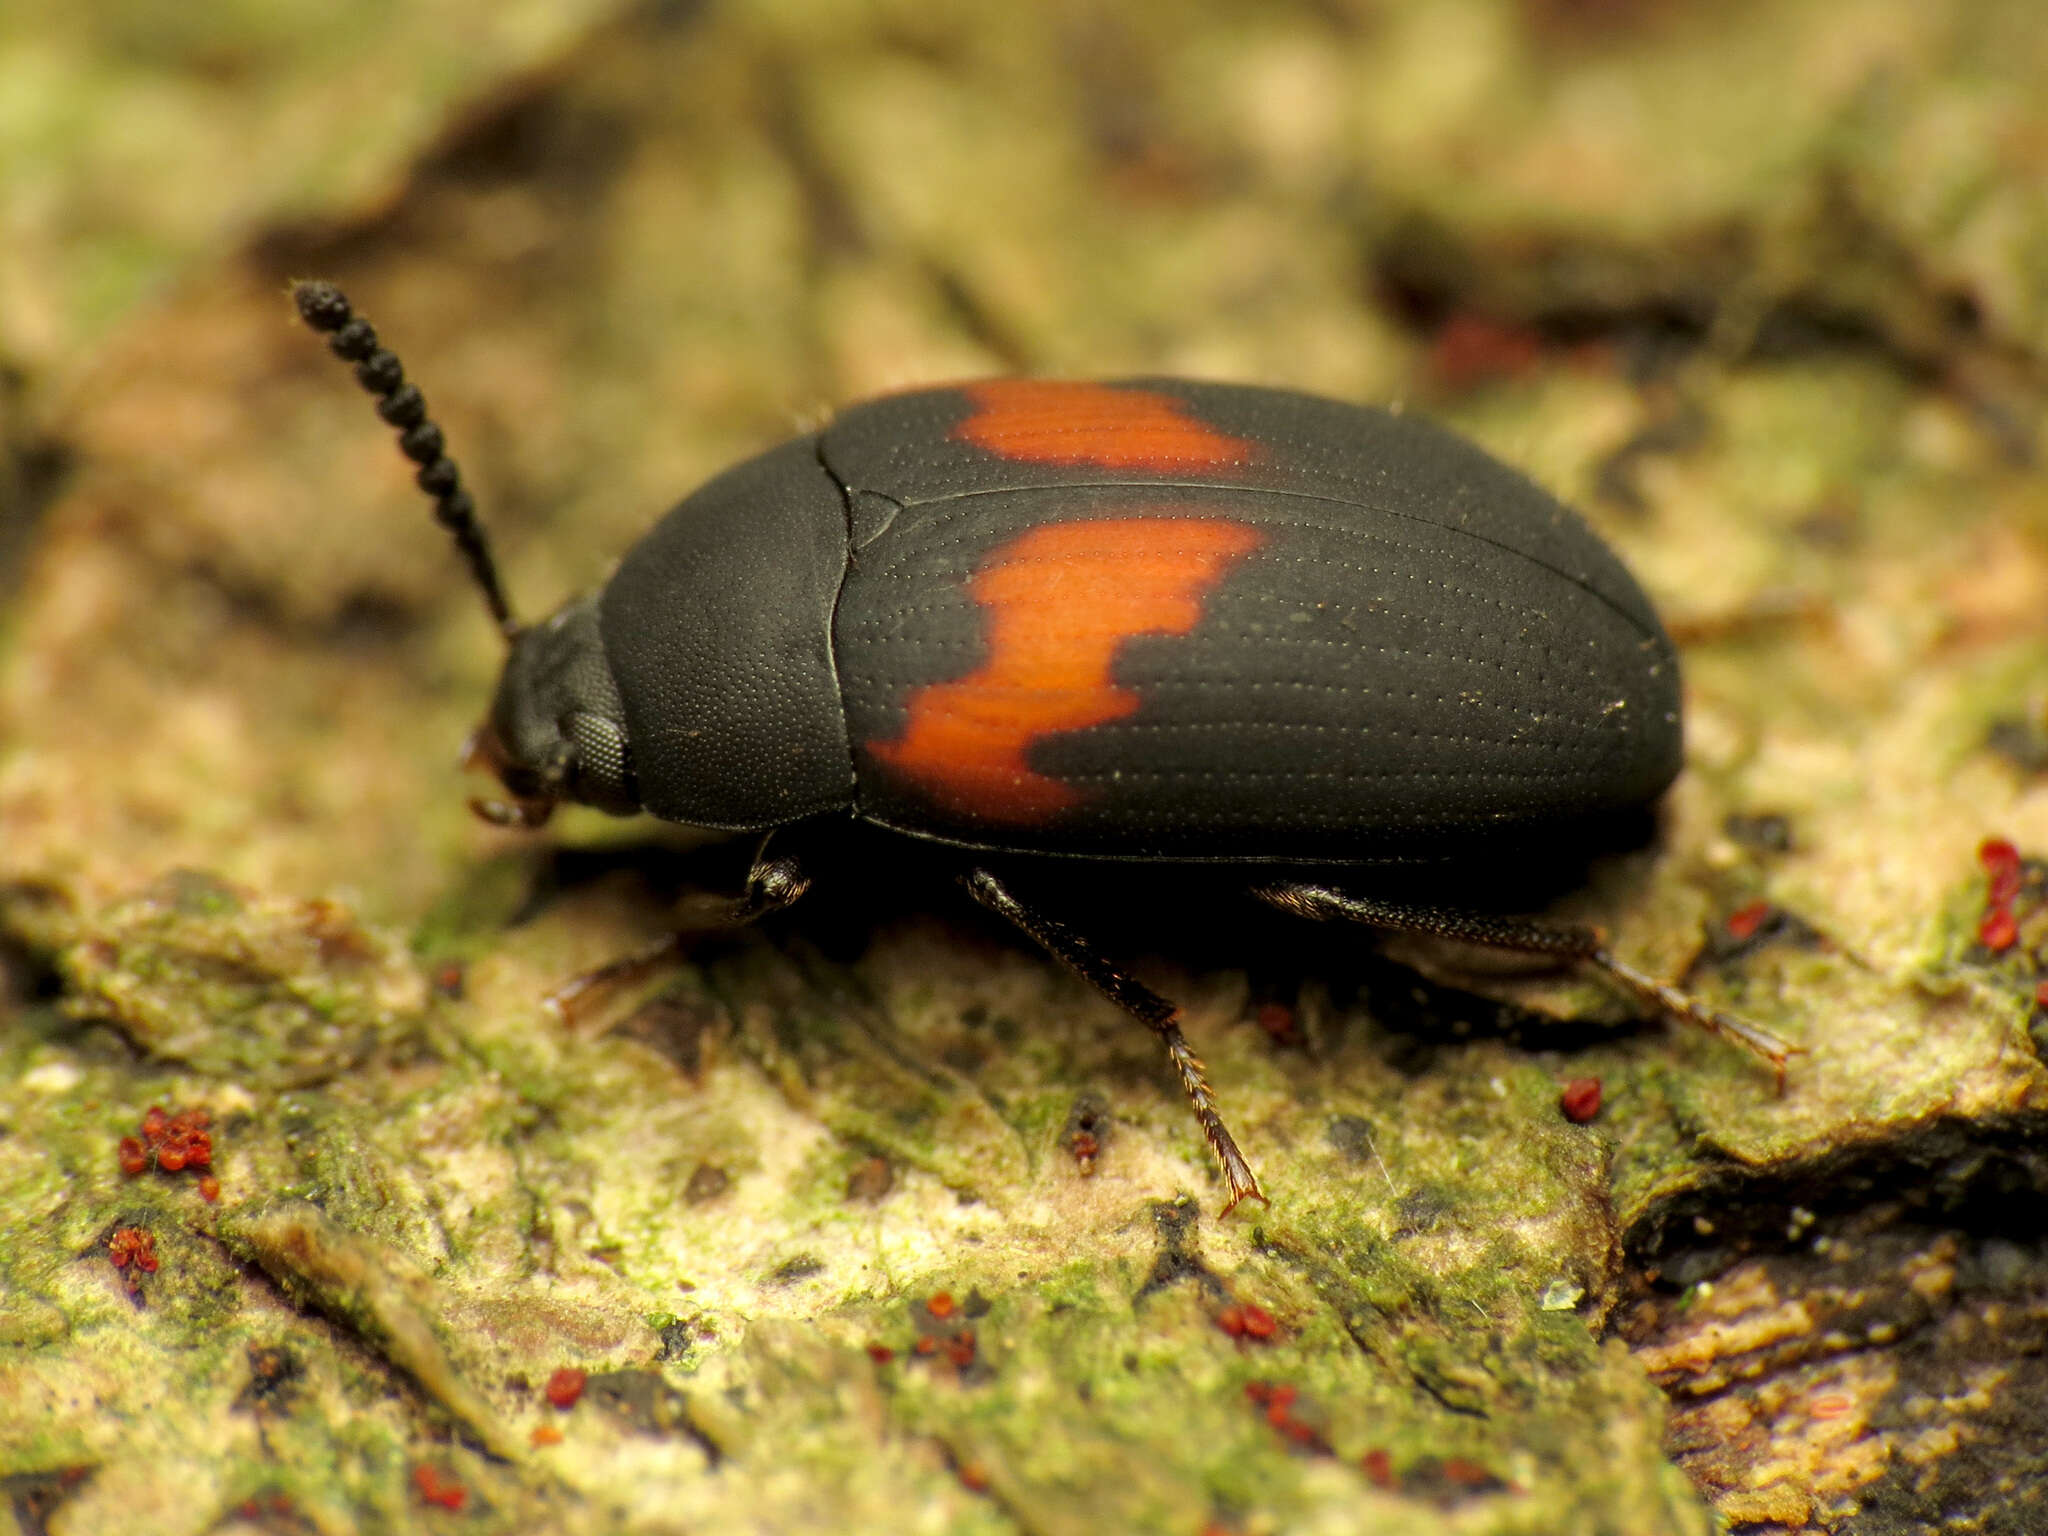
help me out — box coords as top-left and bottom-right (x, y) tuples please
(951, 381), (1258, 472)
(869, 518), (1263, 823)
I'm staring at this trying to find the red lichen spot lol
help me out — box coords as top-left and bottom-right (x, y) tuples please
(412, 1464), (467, 1511)
(2034, 978), (2048, 1010)
(1250, 1381), (1296, 1423)
(1979, 906), (2019, 952)
(1980, 837), (2022, 879)
(1244, 1380), (1328, 1451)
(122, 1104), (214, 1182)
(1399, 1454), (1516, 1502)
(107, 1226), (158, 1289)
(1441, 1457), (1497, 1486)
(957, 1460), (991, 1494)
(1724, 899), (1773, 942)
(530, 1423), (563, 1447)
(1360, 1448), (1396, 1489)
(432, 960), (467, 1000)
(1428, 315), (1544, 391)
(866, 1343), (895, 1364)
(1560, 1077), (1603, 1124)
(1062, 1098), (1108, 1173)
(1255, 1001), (1299, 1046)
(544, 1367), (586, 1409)
(198, 1174), (221, 1203)
(908, 1290), (986, 1378)
(867, 518), (1264, 824)
(950, 380), (1259, 473)
(1216, 1303), (1277, 1342)
(1811, 1393), (1853, 1420)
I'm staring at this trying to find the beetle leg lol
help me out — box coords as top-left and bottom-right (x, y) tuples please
(544, 932), (686, 1028)
(544, 852), (812, 1028)
(1251, 882), (1801, 1086)
(961, 867), (1266, 1214)
(729, 851), (814, 924)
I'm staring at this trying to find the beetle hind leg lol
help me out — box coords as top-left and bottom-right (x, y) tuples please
(961, 867), (1265, 1214)
(1252, 881), (1800, 1086)
(544, 931), (687, 1028)
(545, 851), (812, 1029)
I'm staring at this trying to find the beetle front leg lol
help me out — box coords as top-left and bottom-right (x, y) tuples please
(1251, 881), (1801, 1087)
(961, 867), (1265, 1214)
(544, 849), (812, 1026)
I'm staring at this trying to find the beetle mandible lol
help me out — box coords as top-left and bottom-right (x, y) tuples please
(292, 280), (1795, 1212)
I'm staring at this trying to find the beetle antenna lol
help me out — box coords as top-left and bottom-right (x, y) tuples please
(291, 280), (519, 639)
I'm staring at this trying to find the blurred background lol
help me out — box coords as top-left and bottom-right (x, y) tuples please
(3, 3), (2046, 1533)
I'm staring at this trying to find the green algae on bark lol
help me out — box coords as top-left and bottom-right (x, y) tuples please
(33, 870), (427, 1086)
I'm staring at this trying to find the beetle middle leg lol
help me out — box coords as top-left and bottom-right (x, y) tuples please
(544, 848), (812, 1026)
(1251, 881), (1800, 1087)
(961, 867), (1265, 1214)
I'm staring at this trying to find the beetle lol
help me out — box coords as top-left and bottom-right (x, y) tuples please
(292, 280), (1795, 1212)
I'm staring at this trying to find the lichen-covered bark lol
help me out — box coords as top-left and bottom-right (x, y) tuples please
(4, 2), (2048, 1532)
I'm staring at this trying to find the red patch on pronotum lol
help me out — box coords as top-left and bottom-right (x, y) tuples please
(950, 380), (1258, 472)
(869, 518), (1263, 822)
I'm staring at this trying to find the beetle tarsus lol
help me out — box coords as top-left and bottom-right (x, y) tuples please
(1158, 1023), (1267, 1213)
(1588, 947), (1803, 1079)
(961, 867), (1264, 1214)
(735, 855), (812, 922)
(1251, 881), (1802, 1080)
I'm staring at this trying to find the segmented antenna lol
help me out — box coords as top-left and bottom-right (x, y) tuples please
(291, 281), (519, 638)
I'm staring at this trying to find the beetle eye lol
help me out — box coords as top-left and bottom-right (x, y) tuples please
(563, 711), (636, 813)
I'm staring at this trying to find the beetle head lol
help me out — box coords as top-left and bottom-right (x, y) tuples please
(465, 595), (640, 827)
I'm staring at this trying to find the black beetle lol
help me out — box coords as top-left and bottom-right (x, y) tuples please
(293, 281), (1794, 1211)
